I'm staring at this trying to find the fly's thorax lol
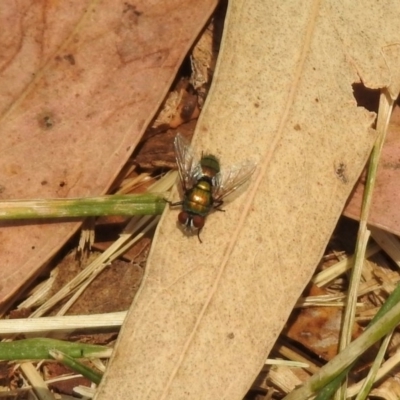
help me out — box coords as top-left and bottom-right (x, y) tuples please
(195, 178), (212, 193)
(200, 154), (220, 179)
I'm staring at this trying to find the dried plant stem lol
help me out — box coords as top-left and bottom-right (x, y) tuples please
(20, 362), (55, 400)
(312, 243), (380, 287)
(0, 312), (126, 335)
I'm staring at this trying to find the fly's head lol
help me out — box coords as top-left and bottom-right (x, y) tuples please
(178, 211), (205, 231)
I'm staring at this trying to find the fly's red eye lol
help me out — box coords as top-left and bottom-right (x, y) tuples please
(192, 215), (205, 229)
(178, 211), (189, 226)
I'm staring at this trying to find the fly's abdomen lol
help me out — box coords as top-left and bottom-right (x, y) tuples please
(184, 180), (213, 216)
(200, 154), (220, 179)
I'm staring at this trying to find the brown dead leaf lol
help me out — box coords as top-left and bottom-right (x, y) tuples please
(285, 285), (363, 361)
(135, 120), (197, 169)
(0, 1), (218, 308)
(97, 1), (400, 400)
(344, 106), (400, 234)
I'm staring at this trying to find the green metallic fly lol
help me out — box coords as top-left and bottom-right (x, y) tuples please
(169, 133), (256, 242)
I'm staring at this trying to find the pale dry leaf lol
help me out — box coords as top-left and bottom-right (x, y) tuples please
(96, 1), (400, 399)
(0, 0), (218, 307)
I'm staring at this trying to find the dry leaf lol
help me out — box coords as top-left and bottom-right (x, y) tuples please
(97, 1), (400, 399)
(0, 1), (218, 308)
(285, 285), (363, 361)
(344, 107), (400, 234)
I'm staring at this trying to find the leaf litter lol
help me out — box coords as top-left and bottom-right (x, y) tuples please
(0, 0), (218, 309)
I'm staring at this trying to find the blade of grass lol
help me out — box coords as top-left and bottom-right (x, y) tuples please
(336, 88), (394, 399)
(0, 193), (167, 219)
(336, 229), (370, 398)
(0, 338), (108, 360)
(354, 329), (393, 400)
(49, 349), (102, 385)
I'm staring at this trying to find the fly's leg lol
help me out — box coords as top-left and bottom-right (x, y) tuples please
(197, 228), (203, 244)
(213, 199), (225, 212)
(164, 199), (183, 207)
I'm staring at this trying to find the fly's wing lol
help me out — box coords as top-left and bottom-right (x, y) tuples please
(212, 160), (257, 201)
(174, 133), (201, 191)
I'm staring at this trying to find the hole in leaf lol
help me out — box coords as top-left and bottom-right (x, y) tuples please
(352, 83), (380, 113)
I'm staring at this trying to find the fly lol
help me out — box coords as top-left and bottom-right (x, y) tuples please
(168, 133), (256, 242)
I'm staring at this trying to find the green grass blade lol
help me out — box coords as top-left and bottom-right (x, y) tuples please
(0, 338), (108, 360)
(0, 193), (167, 219)
(49, 349), (103, 385)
